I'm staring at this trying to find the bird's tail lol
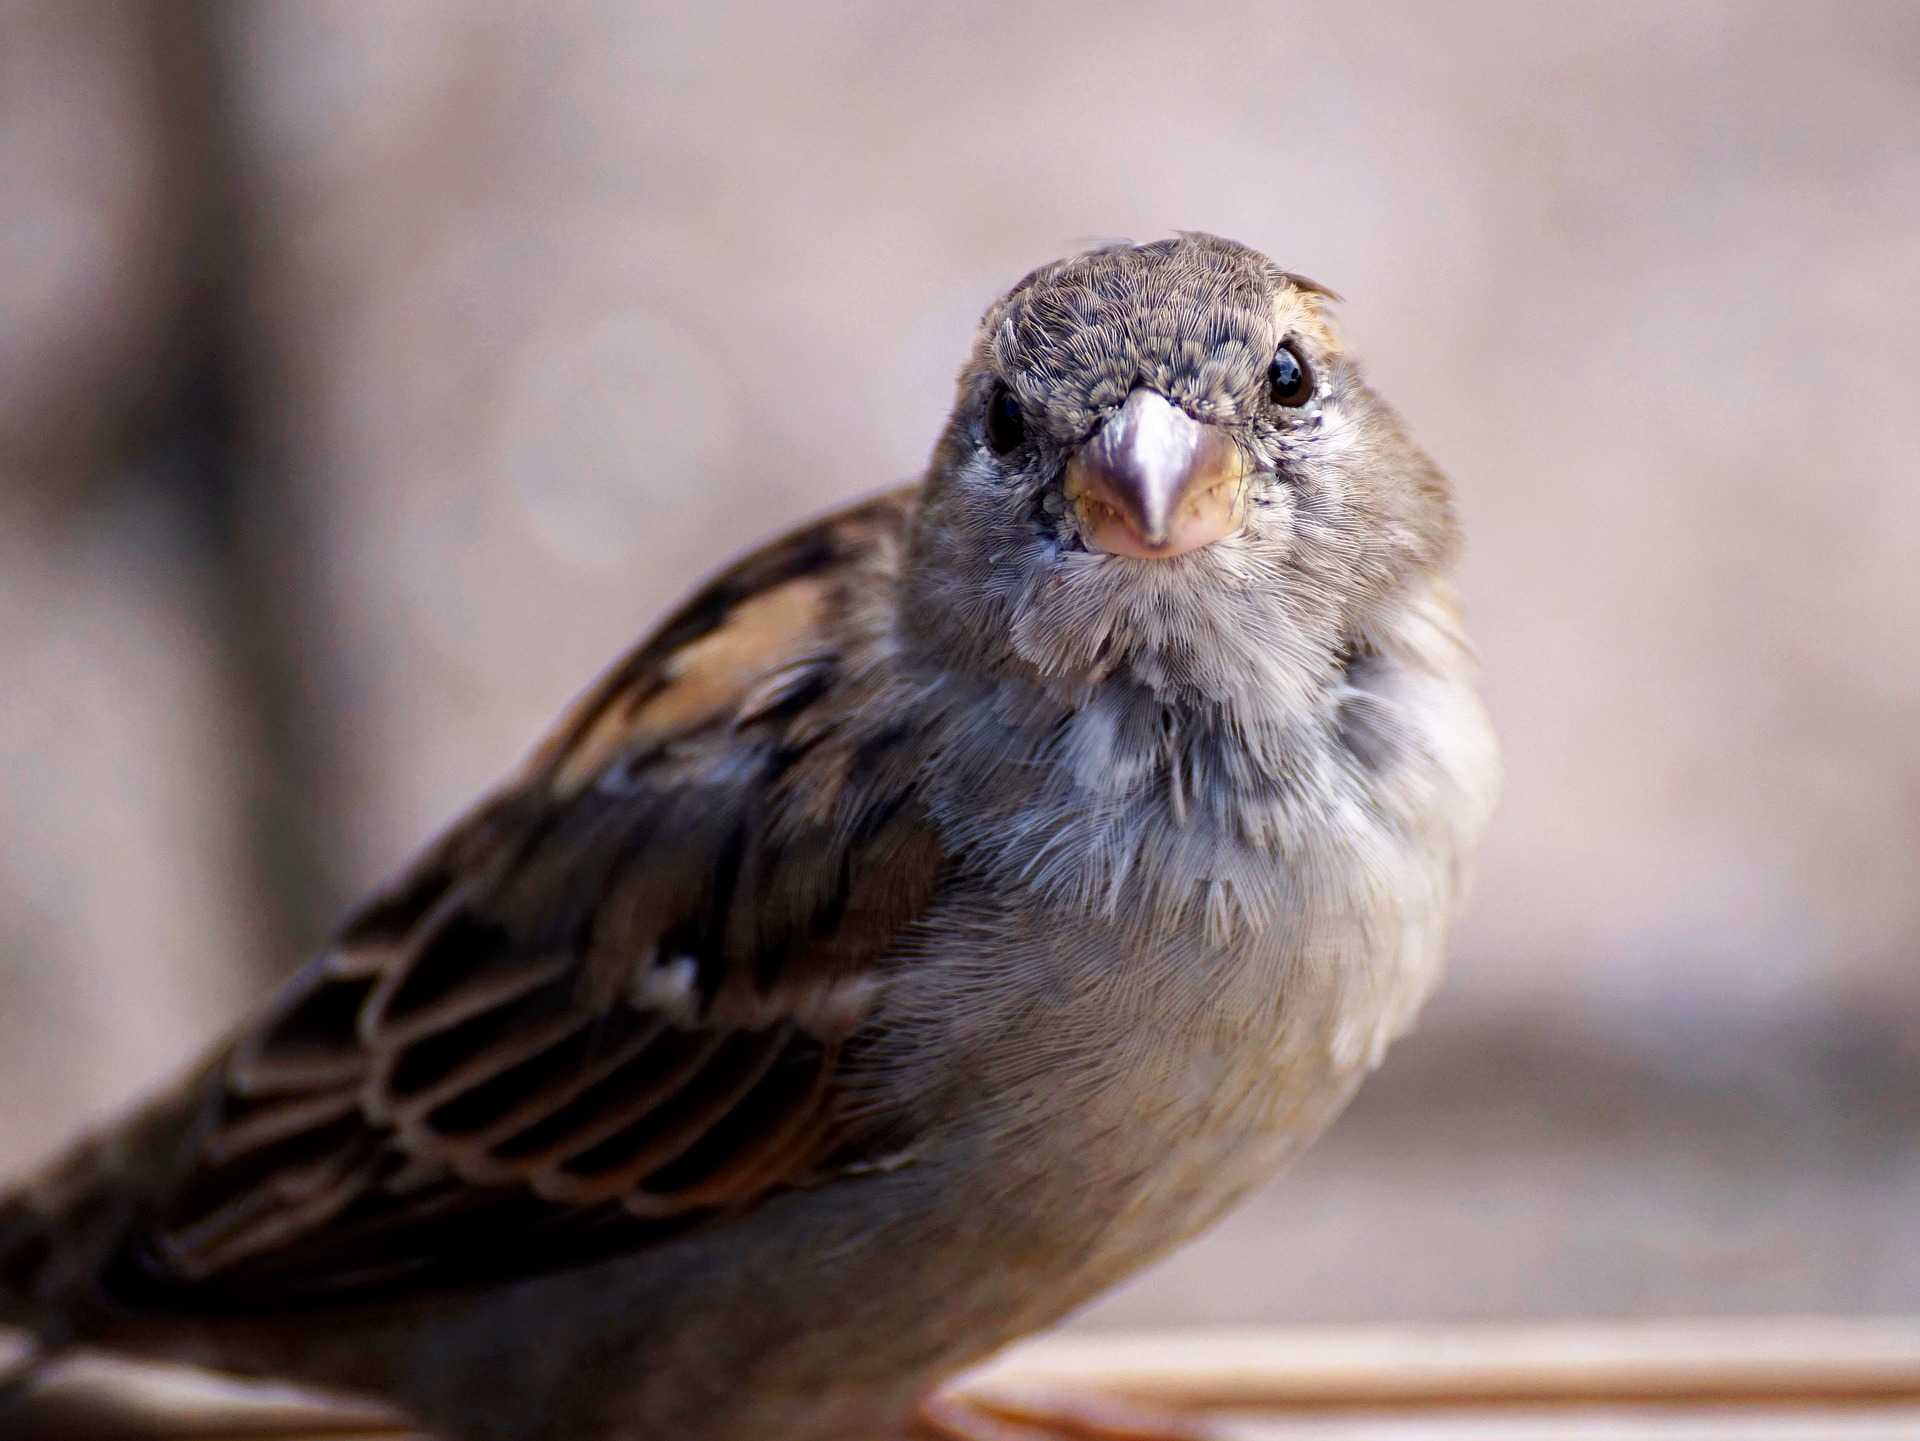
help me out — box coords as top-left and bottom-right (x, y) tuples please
(0, 1138), (115, 1370)
(0, 1099), (202, 1429)
(1, 1174), (74, 1414)
(0, 1337), (46, 1413)
(0, 1163), (402, 1441)
(0, 1078), (210, 1376)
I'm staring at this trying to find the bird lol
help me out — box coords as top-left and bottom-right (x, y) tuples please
(0, 233), (1498, 1441)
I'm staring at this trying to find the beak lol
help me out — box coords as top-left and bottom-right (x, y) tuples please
(1062, 389), (1248, 558)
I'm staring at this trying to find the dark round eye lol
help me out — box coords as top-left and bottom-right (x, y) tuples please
(1267, 342), (1314, 407)
(985, 384), (1026, 453)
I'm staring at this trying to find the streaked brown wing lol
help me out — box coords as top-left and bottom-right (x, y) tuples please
(118, 492), (943, 1306)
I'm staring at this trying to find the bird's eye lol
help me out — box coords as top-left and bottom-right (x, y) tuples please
(1268, 342), (1314, 407)
(985, 384), (1026, 453)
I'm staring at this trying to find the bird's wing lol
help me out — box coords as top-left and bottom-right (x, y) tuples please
(107, 490), (943, 1307)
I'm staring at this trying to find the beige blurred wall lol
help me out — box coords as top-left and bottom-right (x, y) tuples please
(2, 0), (1916, 1324)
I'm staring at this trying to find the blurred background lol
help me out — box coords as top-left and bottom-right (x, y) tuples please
(1, 0), (1915, 1331)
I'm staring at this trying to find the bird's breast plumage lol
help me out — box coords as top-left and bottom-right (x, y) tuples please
(864, 567), (1498, 1291)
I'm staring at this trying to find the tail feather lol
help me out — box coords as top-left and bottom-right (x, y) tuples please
(2, 1194), (64, 1423)
(0, 1182), (71, 1343)
(0, 1329), (46, 1406)
(0, 1081), (207, 1351)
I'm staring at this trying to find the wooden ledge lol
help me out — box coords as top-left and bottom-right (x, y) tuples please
(972, 1317), (1920, 1409)
(3, 1318), (1919, 1438)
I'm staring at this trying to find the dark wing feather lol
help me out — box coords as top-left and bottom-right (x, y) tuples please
(112, 491), (941, 1307)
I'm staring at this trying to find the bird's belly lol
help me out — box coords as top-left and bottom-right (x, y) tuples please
(875, 879), (1440, 1351)
(1025, 984), (1378, 1276)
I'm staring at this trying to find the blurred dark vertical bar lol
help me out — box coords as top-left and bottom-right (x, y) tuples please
(141, 0), (340, 983)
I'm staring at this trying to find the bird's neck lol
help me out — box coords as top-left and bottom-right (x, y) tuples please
(903, 570), (1493, 949)
(904, 566), (1483, 832)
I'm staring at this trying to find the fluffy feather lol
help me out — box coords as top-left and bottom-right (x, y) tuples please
(0, 234), (1496, 1441)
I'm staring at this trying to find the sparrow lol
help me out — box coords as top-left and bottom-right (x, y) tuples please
(0, 233), (1498, 1441)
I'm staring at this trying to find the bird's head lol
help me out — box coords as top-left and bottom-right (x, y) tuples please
(907, 233), (1460, 713)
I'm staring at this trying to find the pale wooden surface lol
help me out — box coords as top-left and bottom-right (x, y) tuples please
(6, 1319), (1920, 1439)
(971, 1317), (1920, 1407)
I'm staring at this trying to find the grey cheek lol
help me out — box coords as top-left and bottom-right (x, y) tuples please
(1245, 473), (1299, 528)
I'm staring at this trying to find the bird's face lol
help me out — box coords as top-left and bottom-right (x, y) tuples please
(909, 233), (1459, 708)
